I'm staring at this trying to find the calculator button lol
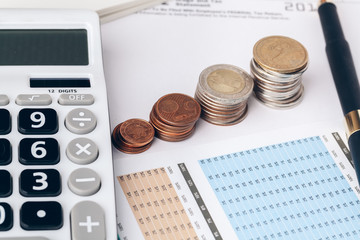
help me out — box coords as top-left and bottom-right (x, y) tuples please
(18, 109), (58, 135)
(0, 95), (9, 106)
(66, 138), (98, 165)
(20, 201), (63, 231)
(70, 201), (105, 240)
(0, 203), (13, 231)
(0, 170), (12, 197)
(65, 108), (97, 134)
(0, 139), (11, 166)
(58, 94), (94, 105)
(16, 94), (52, 106)
(0, 109), (11, 135)
(20, 169), (61, 197)
(68, 168), (101, 196)
(19, 138), (60, 165)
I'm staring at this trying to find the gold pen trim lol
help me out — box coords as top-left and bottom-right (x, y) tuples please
(345, 109), (360, 139)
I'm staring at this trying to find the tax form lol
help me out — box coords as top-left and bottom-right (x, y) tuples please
(100, 0), (360, 239)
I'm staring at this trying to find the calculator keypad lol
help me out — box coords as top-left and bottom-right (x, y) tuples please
(18, 108), (58, 134)
(0, 92), (110, 238)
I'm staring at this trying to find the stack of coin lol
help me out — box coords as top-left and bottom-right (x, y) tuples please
(112, 118), (155, 154)
(150, 93), (201, 141)
(251, 35), (309, 108)
(195, 64), (254, 126)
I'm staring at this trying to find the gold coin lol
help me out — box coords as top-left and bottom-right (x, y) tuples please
(253, 35), (308, 74)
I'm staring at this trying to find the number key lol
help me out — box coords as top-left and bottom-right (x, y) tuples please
(0, 139), (11, 166)
(18, 109), (58, 134)
(0, 109), (11, 135)
(0, 203), (13, 231)
(19, 138), (59, 165)
(0, 170), (12, 197)
(20, 169), (61, 197)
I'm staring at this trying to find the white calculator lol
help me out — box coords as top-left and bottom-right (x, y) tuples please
(0, 9), (118, 240)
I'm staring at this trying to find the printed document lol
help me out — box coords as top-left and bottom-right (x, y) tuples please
(100, 0), (360, 239)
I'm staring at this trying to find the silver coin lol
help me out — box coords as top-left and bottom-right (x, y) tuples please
(251, 57), (307, 109)
(254, 85), (304, 109)
(251, 58), (308, 81)
(251, 65), (301, 88)
(195, 90), (245, 111)
(201, 105), (249, 126)
(195, 64), (253, 125)
(255, 82), (302, 99)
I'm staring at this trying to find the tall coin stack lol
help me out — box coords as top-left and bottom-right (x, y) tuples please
(195, 64), (254, 126)
(150, 93), (201, 141)
(251, 35), (309, 108)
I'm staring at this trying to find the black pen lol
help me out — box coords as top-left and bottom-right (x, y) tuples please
(318, 0), (360, 183)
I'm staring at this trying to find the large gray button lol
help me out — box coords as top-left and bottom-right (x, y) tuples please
(0, 238), (49, 240)
(16, 94), (52, 105)
(66, 138), (98, 165)
(68, 168), (101, 196)
(0, 95), (9, 106)
(65, 108), (96, 134)
(71, 201), (106, 240)
(58, 94), (94, 105)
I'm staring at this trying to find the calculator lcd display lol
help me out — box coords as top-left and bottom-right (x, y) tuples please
(0, 29), (88, 65)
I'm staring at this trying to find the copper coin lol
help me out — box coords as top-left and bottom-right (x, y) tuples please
(112, 119), (155, 154)
(116, 140), (153, 154)
(111, 123), (123, 150)
(150, 106), (192, 133)
(154, 93), (201, 127)
(151, 120), (193, 136)
(155, 125), (196, 142)
(119, 119), (155, 147)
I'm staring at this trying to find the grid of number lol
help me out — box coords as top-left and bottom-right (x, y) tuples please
(118, 168), (198, 240)
(199, 136), (360, 239)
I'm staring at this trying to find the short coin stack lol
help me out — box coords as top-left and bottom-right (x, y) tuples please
(195, 64), (254, 126)
(251, 35), (309, 108)
(112, 118), (155, 154)
(150, 93), (201, 141)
